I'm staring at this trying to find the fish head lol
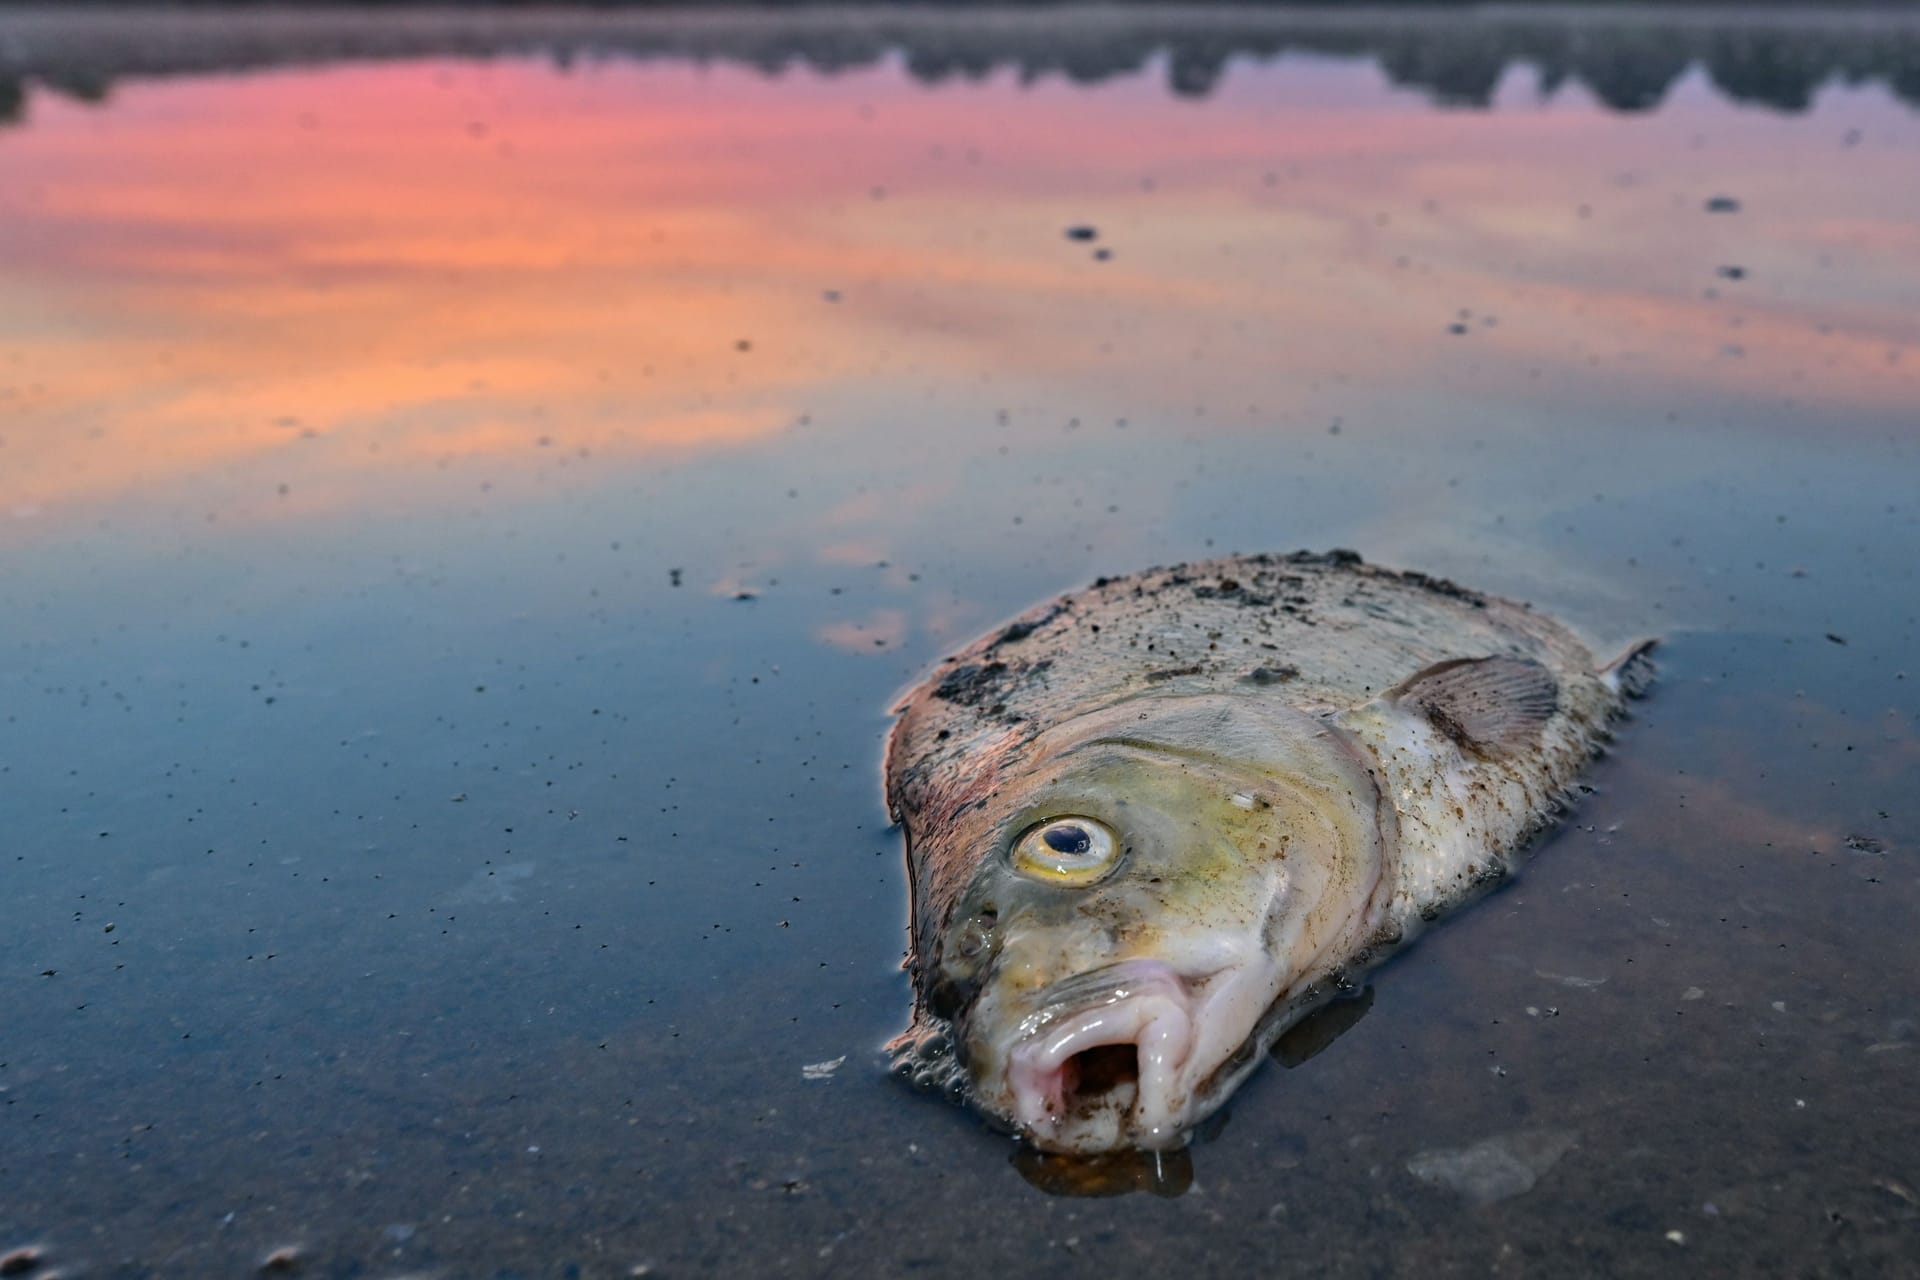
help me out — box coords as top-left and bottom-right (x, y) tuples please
(917, 693), (1394, 1154)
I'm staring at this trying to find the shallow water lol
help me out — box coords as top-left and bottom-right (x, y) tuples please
(2, 5), (1917, 1276)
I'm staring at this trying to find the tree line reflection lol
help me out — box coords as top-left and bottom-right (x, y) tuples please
(3, 7), (1919, 124)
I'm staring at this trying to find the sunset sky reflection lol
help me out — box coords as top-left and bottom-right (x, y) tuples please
(2, 52), (1915, 546)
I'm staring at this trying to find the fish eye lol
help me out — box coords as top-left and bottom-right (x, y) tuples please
(1010, 817), (1120, 885)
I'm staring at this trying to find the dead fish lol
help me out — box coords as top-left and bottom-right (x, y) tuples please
(884, 550), (1652, 1154)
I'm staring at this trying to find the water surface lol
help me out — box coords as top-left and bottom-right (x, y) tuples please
(2, 6), (1917, 1276)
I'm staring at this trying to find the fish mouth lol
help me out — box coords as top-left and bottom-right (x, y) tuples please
(1003, 960), (1205, 1153)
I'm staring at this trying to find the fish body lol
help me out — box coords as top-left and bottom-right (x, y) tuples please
(884, 550), (1649, 1154)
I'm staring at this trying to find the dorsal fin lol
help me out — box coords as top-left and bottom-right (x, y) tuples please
(1388, 655), (1558, 756)
(1600, 638), (1659, 699)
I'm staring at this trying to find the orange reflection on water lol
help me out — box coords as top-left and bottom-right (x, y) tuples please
(1, 55), (1916, 525)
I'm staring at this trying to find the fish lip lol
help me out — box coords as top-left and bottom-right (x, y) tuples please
(1015, 958), (1198, 1035)
(1003, 959), (1207, 1152)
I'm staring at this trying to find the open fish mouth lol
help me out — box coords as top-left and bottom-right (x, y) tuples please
(1003, 960), (1210, 1152)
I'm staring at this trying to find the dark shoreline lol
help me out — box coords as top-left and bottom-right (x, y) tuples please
(5, 4), (1920, 115)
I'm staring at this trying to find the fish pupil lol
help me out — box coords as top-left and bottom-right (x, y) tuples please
(1043, 824), (1092, 856)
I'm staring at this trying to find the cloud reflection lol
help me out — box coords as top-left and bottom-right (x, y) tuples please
(1, 40), (1916, 534)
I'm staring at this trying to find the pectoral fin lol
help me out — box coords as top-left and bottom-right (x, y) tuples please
(1387, 655), (1559, 757)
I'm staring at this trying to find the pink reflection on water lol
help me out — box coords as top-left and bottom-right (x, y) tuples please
(0, 53), (1914, 531)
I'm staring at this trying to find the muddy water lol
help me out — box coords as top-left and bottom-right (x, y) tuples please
(1, 6), (1916, 1276)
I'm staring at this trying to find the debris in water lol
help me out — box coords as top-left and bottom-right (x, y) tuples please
(1872, 1175), (1920, 1208)
(1534, 967), (1608, 989)
(1406, 1129), (1579, 1206)
(260, 1245), (302, 1273)
(1705, 195), (1742, 213)
(0, 1246), (45, 1277)
(802, 1056), (847, 1081)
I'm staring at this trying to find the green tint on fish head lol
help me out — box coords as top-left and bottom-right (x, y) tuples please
(926, 693), (1396, 1154)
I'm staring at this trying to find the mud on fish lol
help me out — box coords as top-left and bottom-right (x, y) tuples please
(883, 550), (1653, 1155)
